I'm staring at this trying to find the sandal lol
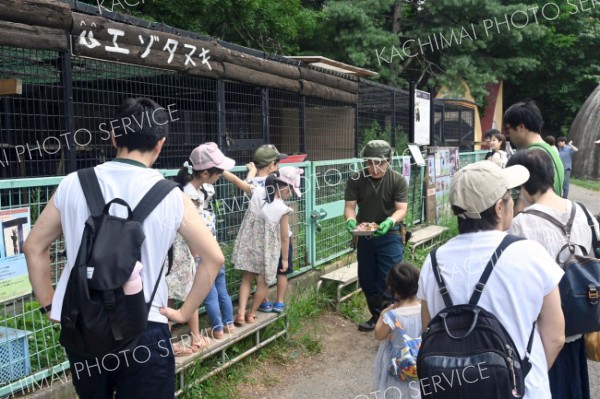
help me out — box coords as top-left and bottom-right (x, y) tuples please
(233, 314), (245, 327)
(245, 313), (256, 324)
(172, 342), (193, 357)
(190, 336), (211, 352)
(212, 329), (225, 340)
(272, 302), (286, 313)
(223, 323), (237, 334)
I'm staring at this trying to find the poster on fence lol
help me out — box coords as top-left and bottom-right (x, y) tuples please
(427, 147), (460, 224)
(400, 156), (411, 186)
(0, 207), (32, 303)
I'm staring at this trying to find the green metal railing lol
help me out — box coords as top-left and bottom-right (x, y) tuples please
(0, 152), (488, 395)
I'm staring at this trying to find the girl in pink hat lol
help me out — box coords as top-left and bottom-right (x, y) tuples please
(230, 166), (303, 325)
(166, 142), (236, 355)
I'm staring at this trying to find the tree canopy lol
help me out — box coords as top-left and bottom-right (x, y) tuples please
(82, 0), (600, 134)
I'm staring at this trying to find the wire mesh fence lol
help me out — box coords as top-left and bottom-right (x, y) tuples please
(434, 100), (476, 151)
(0, 30), (470, 396)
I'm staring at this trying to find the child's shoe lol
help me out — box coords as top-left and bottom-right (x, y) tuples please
(272, 302), (285, 313)
(258, 301), (273, 313)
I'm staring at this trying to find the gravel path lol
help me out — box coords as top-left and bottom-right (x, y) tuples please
(239, 184), (600, 399)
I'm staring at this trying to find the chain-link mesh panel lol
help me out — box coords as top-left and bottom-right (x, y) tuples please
(305, 97), (354, 161)
(0, 47), (65, 178)
(71, 57), (219, 171)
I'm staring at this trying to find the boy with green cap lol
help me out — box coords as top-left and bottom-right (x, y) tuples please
(344, 140), (408, 331)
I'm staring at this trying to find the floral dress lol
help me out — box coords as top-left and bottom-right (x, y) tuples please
(165, 232), (196, 301)
(164, 182), (216, 301)
(232, 186), (291, 284)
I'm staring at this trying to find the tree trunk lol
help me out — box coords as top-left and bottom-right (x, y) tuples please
(0, 20), (68, 51)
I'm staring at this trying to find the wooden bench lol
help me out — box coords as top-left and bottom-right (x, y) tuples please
(408, 225), (449, 254)
(316, 262), (361, 310)
(173, 312), (287, 397)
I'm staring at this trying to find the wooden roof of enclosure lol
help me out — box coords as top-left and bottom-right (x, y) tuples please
(0, 0), (360, 104)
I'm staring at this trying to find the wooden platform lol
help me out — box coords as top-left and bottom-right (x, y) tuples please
(317, 262), (361, 310)
(408, 225), (448, 253)
(174, 312), (287, 396)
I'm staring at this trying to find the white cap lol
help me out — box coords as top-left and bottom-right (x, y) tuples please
(450, 161), (530, 219)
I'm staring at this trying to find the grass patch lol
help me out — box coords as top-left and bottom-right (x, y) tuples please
(572, 178), (600, 192)
(179, 287), (328, 398)
(339, 293), (369, 324)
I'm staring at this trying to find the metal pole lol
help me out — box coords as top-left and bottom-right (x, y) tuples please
(217, 79), (225, 152)
(60, 51), (76, 173)
(262, 87), (269, 143)
(299, 96), (306, 154)
(391, 90), (396, 148)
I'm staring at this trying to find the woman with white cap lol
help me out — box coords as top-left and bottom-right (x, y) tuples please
(232, 166), (303, 326)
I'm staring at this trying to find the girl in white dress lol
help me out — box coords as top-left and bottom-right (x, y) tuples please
(232, 166), (303, 326)
(373, 262), (422, 399)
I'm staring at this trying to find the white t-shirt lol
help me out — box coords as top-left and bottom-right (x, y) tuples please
(247, 186), (292, 226)
(249, 176), (292, 237)
(52, 161), (184, 324)
(417, 230), (564, 399)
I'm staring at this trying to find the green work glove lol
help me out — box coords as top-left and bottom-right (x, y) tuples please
(345, 218), (357, 233)
(374, 218), (395, 237)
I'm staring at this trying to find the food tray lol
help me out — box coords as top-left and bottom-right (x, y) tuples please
(351, 229), (377, 236)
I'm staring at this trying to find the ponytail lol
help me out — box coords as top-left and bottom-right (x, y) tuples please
(174, 163), (192, 187)
(264, 172), (279, 203)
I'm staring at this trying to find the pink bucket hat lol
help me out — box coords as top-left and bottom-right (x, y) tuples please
(188, 142), (235, 171)
(276, 166), (304, 197)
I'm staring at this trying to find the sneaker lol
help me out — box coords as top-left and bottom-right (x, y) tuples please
(258, 301), (273, 313)
(272, 302), (286, 313)
(358, 317), (377, 332)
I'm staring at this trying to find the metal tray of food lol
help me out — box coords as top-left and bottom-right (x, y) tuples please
(351, 222), (379, 236)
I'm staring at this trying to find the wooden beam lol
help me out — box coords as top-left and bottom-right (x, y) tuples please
(0, 79), (22, 95)
(300, 80), (357, 104)
(0, 0), (71, 30)
(0, 21), (68, 51)
(71, 13), (359, 96)
(222, 63), (300, 93)
(72, 39), (224, 79)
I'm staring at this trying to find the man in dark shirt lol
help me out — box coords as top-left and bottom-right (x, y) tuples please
(344, 140), (408, 331)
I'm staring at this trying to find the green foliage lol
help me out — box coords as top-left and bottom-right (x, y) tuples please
(360, 121), (408, 156)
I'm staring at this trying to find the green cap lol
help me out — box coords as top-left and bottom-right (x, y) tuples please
(253, 145), (288, 167)
(360, 140), (394, 160)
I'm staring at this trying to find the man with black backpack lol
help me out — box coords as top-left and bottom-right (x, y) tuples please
(24, 98), (224, 399)
(416, 161), (565, 398)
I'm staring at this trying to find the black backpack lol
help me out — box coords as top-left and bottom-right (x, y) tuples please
(417, 235), (535, 398)
(524, 202), (600, 336)
(59, 168), (178, 358)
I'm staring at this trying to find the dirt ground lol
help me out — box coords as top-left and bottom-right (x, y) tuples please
(236, 312), (379, 399)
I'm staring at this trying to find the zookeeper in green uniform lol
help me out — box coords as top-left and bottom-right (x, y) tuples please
(344, 140), (408, 332)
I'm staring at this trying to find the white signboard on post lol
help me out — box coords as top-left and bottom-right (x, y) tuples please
(414, 90), (431, 145)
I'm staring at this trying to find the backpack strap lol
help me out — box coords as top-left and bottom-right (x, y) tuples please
(132, 179), (179, 222)
(523, 201), (577, 238)
(430, 248), (453, 308)
(524, 203), (587, 261)
(77, 168), (105, 216)
(469, 234), (524, 306)
(578, 202), (600, 256)
(130, 178), (178, 310)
